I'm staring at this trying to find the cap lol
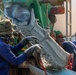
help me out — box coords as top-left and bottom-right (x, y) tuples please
(54, 30), (63, 38)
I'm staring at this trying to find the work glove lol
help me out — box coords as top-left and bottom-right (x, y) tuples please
(20, 36), (39, 45)
(24, 44), (41, 58)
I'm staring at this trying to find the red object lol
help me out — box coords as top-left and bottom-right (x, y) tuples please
(51, 6), (65, 14)
(40, 59), (47, 75)
(66, 54), (74, 70)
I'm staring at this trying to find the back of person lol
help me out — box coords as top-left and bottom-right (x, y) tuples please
(63, 41), (76, 71)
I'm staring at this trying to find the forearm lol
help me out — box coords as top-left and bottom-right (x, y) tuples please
(0, 45), (27, 66)
(8, 53), (27, 66)
(11, 43), (24, 53)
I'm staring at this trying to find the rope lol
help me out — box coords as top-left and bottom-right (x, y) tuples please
(40, 59), (47, 75)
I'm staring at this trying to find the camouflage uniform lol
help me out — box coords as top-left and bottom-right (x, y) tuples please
(0, 19), (16, 35)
